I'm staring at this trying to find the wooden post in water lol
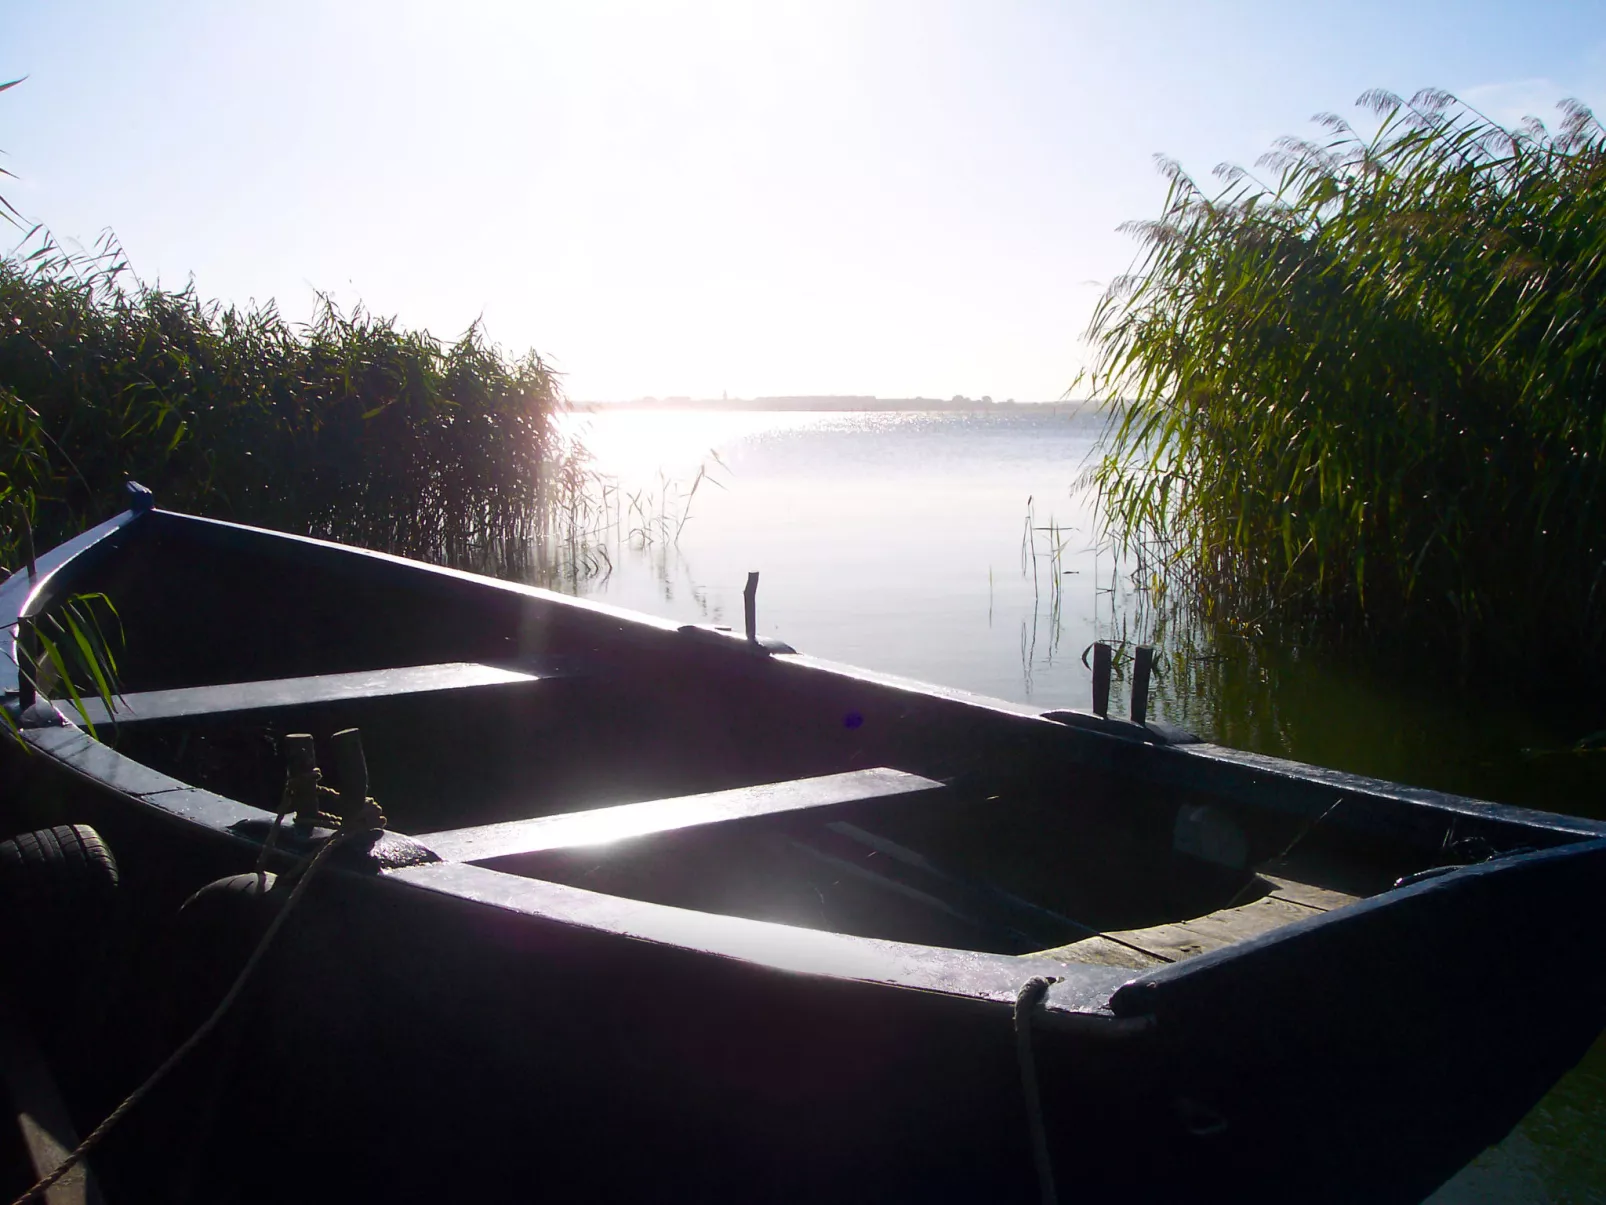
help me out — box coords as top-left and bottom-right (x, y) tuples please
(1130, 645), (1154, 725)
(743, 572), (759, 644)
(1092, 641), (1112, 718)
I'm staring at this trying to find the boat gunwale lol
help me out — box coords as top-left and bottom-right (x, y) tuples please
(14, 721), (1144, 1026)
(1107, 833), (1606, 1017)
(1169, 741), (1606, 841)
(0, 508), (145, 696)
(14, 507), (1599, 818)
(8, 504), (1606, 1023)
(124, 508), (1606, 843)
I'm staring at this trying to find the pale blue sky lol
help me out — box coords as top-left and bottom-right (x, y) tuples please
(4, 1), (1603, 401)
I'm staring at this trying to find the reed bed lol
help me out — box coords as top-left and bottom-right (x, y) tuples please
(1, 231), (569, 579)
(1085, 90), (1606, 672)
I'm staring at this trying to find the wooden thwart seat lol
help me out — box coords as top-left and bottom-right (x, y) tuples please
(419, 768), (947, 864)
(1032, 874), (1363, 971)
(68, 661), (561, 727)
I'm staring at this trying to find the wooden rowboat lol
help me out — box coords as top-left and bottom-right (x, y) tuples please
(3, 487), (1605, 1204)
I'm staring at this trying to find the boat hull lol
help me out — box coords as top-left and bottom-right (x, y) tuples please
(3, 504), (1606, 1202)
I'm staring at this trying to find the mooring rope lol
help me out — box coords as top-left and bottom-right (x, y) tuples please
(1014, 975), (1060, 1205)
(253, 766), (345, 891)
(11, 827), (353, 1205)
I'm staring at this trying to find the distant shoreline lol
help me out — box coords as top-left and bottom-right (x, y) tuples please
(572, 396), (1091, 413)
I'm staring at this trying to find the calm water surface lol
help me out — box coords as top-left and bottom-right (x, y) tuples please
(558, 407), (1606, 1203)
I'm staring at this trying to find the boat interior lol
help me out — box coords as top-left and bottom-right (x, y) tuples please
(17, 511), (1580, 969)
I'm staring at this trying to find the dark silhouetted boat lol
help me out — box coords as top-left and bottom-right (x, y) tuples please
(3, 485), (1604, 1204)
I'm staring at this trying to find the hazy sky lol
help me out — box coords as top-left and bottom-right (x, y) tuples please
(4, 1), (1603, 401)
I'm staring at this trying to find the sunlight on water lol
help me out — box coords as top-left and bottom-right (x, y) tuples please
(561, 409), (847, 482)
(557, 407), (1110, 709)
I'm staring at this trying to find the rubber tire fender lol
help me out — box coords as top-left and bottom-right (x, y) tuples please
(0, 823), (120, 979)
(154, 872), (279, 1046)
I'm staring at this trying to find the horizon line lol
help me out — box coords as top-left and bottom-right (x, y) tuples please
(571, 395), (1092, 412)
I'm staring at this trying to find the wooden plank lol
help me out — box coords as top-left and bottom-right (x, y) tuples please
(1104, 896), (1320, 963)
(1031, 936), (1167, 971)
(68, 661), (553, 726)
(1033, 895), (1328, 968)
(420, 768), (946, 863)
(1261, 874), (1361, 914)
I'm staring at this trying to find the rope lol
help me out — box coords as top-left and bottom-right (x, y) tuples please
(10, 828), (351, 1205)
(1015, 976), (1060, 1205)
(253, 810), (287, 892)
(286, 765), (346, 831)
(252, 773), (346, 890)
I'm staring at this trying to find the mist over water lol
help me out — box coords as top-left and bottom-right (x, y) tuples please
(556, 406), (1606, 1203)
(559, 407), (1109, 708)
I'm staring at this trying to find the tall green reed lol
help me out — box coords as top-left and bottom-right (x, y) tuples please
(0, 229), (570, 578)
(1085, 90), (1606, 671)
(0, 78), (23, 230)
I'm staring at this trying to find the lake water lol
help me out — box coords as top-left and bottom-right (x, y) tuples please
(557, 406), (1606, 1203)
